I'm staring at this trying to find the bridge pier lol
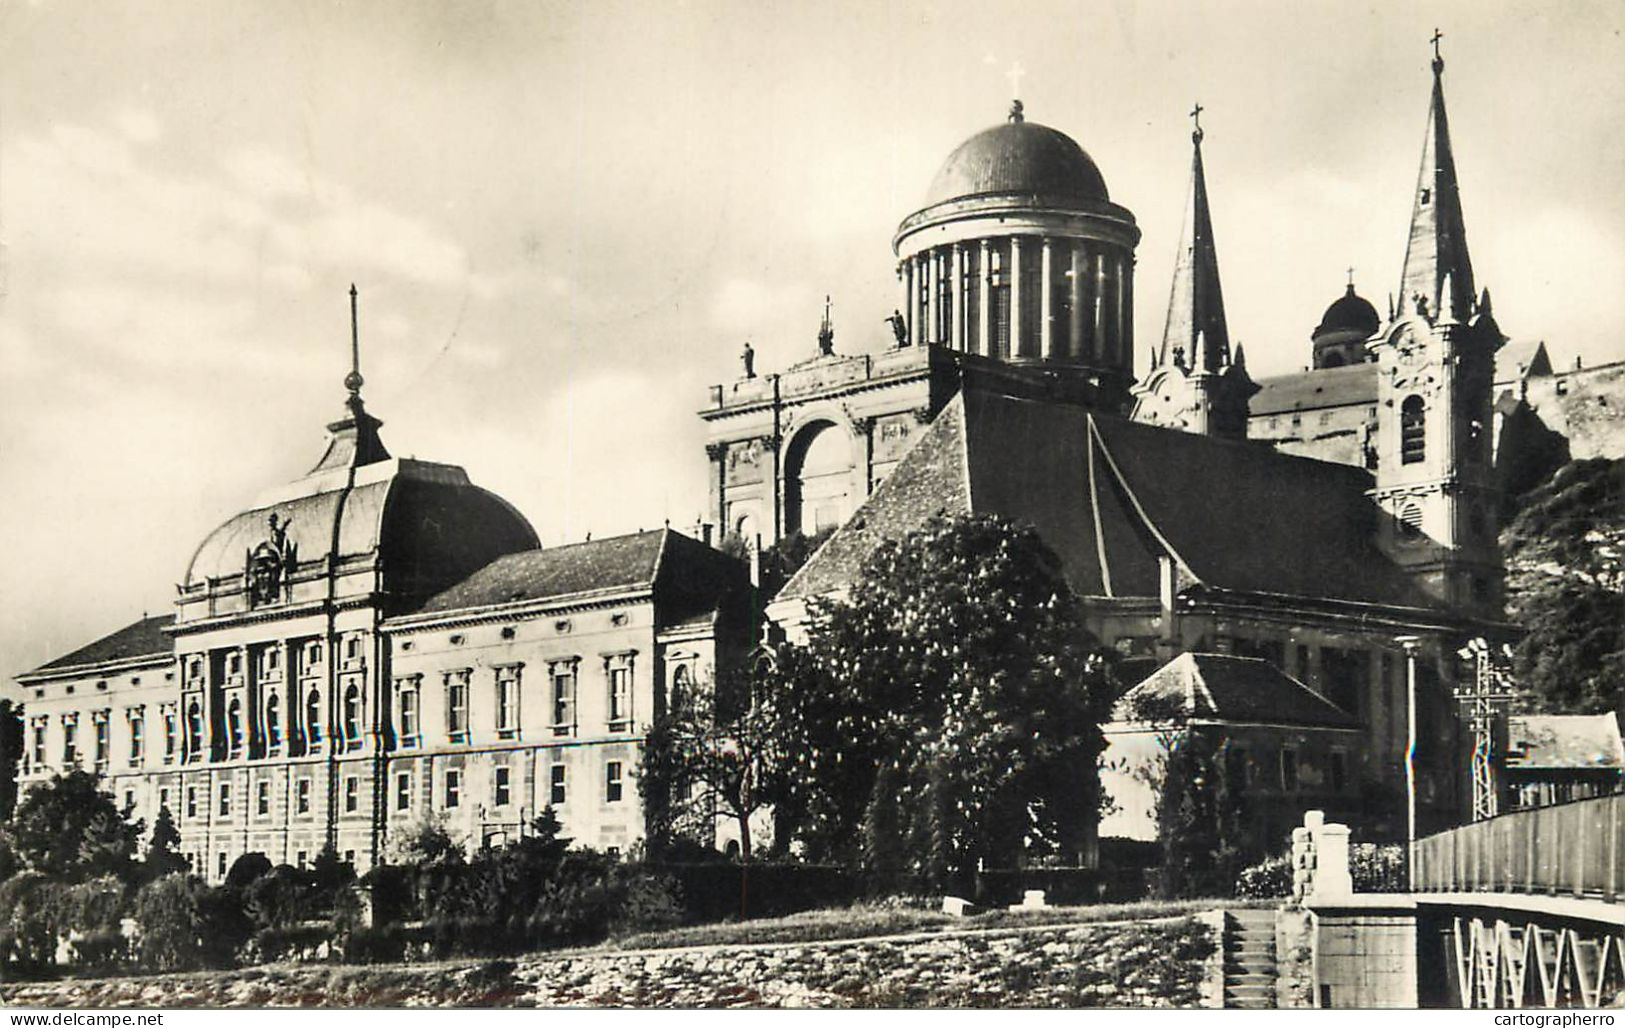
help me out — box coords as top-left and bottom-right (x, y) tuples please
(1304, 897), (1420, 1007)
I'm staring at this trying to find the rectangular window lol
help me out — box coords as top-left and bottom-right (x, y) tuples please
(1329, 751), (1347, 794)
(123, 789), (135, 812)
(129, 711), (145, 764)
(159, 787), (169, 812)
(494, 766), (511, 807)
(607, 659), (632, 730)
(256, 780), (270, 817)
(344, 776), (359, 813)
(397, 682), (419, 745)
(163, 710), (177, 764)
(396, 772), (412, 812)
(219, 782), (232, 818)
(31, 721), (44, 767)
(496, 666), (520, 738)
(218, 852), (228, 878)
(446, 672), (469, 741)
(551, 664), (576, 736)
(297, 850), (308, 870)
(62, 718), (78, 765)
(1280, 749), (1299, 792)
(296, 778), (311, 814)
(550, 764), (566, 806)
(186, 786), (197, 819)
(605, 761), (623, 803)
(445, 769), (461, 808)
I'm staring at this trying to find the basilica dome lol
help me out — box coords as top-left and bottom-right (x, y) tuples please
(923, 117), (1110, 208)
(1314, 283), (1381, 341)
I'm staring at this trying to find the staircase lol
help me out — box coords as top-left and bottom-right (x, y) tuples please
(1222, 909), (1278, 1009)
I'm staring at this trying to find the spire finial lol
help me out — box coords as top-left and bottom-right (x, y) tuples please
(1347, 265), (1356, 290)
(1430, 27), (1444, 72)
(1190, 101), (1204, 145)
(817, 294), (834, 355)
(345, 284), (364, 397)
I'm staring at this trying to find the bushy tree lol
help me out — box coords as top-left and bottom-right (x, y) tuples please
(0, 699), (22, 820)
(766, 514), (1116, 888)
(1149, 730), (1250, 898)
(1501, 457), (1625, 715)
(5, 770), (139, 882)
(132, 873), (204, 971)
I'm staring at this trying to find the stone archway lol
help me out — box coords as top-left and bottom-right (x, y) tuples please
(782, 420), (852, 537)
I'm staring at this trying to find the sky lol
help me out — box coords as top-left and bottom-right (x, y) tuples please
(2, 0), (1623, 687)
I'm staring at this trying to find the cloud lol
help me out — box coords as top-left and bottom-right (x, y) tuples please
(115, 109), (161, 144)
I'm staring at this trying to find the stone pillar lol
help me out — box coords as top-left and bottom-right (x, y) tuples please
(1114, 253), (1128, 370)
(1093, 252), (1109, 365)
(927, 249), (941, 345)
(900, 262), (912, 345)
(1009, 236), (1023, 358)
(1068, 241), (1086, 362)
(1039, 237), (1055, 359)
(915, 255), (929, 344)
(951, 244), (965, 351)
(978, 239), (992, 357)
(1312, 820), (1353, 901)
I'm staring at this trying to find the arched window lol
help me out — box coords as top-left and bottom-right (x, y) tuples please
(266, 693), (281, 750)
(306, 689), (323, 746)
(227, 698), (243, 755)
(1399, 503), (1424, 539)
(343, 686), (360, 749)
(1401, 395), (1426, 464)
(186, 702), (203, 758)
(669, 664), (692, 716)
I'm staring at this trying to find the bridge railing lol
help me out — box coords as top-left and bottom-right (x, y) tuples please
(1411, 792), (1623, 901)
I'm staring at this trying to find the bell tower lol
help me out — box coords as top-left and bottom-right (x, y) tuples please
(1370, 35), (1503, 619)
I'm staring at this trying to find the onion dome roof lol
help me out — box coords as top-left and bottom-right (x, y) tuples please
(923, 113), (1110, 208)
(1314, 283), (1381, 340)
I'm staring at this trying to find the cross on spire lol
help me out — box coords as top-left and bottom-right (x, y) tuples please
(1347, 265), (1356, 287)
(1190, 101), (1204, 144)
(1430, 27), (1444, 70)
(1005, 61), (1026, 101)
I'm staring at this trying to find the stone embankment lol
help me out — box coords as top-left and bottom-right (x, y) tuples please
(2, 916), (1213, 1009)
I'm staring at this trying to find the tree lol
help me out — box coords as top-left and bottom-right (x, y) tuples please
(0, 699), (22, 820)
(1500, 458), (1625, 715)
(642, 666), (782, 865)
(1148, 729), (1251, 898)
(143, 806), (189, 881)
(766, 514), (1116, 888)
(5, 770), (139, 882)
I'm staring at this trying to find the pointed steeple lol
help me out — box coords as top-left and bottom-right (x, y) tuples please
(1160, 104), (1231, 373)
(1396, 34), (1476, 323)
(309, 284), (390, 475)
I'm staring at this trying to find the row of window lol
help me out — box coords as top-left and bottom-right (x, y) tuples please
(397, 656), (636, 747)
(142, 760), (627, 827)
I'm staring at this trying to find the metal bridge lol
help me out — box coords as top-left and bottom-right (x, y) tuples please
(1409, 793), (1624, 1008)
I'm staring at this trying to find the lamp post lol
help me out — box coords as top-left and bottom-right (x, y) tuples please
(1396, 636), (1421, 884)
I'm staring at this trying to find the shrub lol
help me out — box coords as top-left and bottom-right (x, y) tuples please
(610, 870), (684, 936)
(1235, 854), (1292, 899)
(0, 872), (68, 971)
(132, 873), (204, 972)
(1351, 843), (1406, 892)
(251, 922), (333, 963)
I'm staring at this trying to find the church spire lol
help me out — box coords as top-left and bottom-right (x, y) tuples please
(1396, 31), (1476, 323)
(309, 284), (390, 475)
(1159, 103), (1231, 373)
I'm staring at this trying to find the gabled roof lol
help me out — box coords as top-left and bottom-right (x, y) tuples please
(1506, 714), (1625, 771)
(412, 528), (747, 627)
(780, 388), (1438, 612)
(1110, 652), (1359, 729)
(1494, 339), (1552, 385)
(26, 614), (174, 677)
(1250, 363), (1377, 416)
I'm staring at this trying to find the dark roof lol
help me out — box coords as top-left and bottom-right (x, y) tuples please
(782, 388), (1438, 611)
(924, 118), (1109, 207)
(31, 614), (174, 675)
(417, 531), (668, 613)
(1111, 652), (1360, 729)
(1507, 714), (1625, 771)
(414, 529), (748, 627)
(1250, 362), (1377, 416)
(1314, 283), (1381, 340)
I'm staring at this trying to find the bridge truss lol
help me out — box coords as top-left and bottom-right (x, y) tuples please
(1450, 913), (1625, 1008)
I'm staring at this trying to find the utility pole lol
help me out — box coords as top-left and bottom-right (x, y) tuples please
(1454, 637), (1517, 821)
(1396, 636), (1421, 882)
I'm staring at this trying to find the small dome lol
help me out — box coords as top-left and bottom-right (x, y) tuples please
(1314, 284), (1380, 340)
(923, 116), (1109, 208)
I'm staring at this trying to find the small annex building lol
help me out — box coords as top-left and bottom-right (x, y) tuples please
(1504, 713), (1625, 810)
